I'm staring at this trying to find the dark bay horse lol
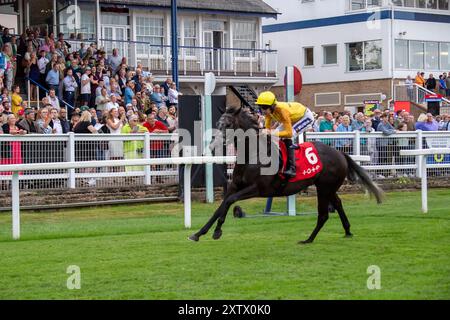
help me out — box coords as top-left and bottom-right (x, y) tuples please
(189, 106), (383, 244)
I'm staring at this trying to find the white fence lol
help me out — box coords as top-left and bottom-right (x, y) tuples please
(0, 133), (179, 191)
(400, 148), (450, 214)
(305, 131), (450, 179)
(0, 131), (449, 193)
(0, 156), (237, 240)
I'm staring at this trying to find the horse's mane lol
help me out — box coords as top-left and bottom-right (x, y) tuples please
(237, 106), (260, 131)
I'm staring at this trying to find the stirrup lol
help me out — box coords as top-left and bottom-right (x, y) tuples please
(283, 169), (296, 178)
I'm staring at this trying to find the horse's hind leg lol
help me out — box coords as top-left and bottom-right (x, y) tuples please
(189, 184), (258, 242)
(299, 192), (330, 244)
(330, 193), (352, 237)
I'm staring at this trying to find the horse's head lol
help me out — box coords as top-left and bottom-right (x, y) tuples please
(209, 105), (261, 151)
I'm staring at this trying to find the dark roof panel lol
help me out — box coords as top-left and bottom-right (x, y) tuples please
(98, 0), (278, 16)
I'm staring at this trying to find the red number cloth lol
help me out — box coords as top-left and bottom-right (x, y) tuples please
(279, 141), (323, 182)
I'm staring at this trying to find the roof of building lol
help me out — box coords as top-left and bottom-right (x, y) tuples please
(98, 0), (279, 17)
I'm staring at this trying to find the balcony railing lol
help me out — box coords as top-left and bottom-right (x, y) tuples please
(394, 83), (450, 114)
(67, 38), (278, 78)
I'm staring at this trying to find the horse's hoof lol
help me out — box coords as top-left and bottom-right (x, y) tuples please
(233, 206), (245, 218)
(188, 234), (200, 242)
(212, 230), (222, 240)
(298, 239), (313, 245)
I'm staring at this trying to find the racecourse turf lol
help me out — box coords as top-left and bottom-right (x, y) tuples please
(0, 189), (449, 300)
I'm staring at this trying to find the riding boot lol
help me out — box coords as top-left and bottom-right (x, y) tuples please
(283, 139), (297, 178)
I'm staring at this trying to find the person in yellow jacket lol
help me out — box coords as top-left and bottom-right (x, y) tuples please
(11, 85), (23, 116)
(255, 91), (314, 178)
(415, 71), (425, 87)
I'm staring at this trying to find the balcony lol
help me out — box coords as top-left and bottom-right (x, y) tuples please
(68, 39), (278, 84)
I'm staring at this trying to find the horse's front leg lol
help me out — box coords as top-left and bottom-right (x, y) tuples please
(189, 184), (258, 242)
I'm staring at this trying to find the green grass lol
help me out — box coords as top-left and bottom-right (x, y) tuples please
(0, 189), (449, 300)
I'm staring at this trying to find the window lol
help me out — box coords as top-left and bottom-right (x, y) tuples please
(440, 42), (450, 70)
(178, 18), (197, 56)
(439, 0), (449, 10)
(136, 16), (164, 55)
(409, 40), (424, 69)
(393, 0), (448, 9)
(427, 0), (438, 8)
(348, 0), (382, 10)
(304, 47), (314, 66)
(348, 42), (363, 71)
(59, 3), (96, 39)
(395, 39), (409, 69)
(233, 21), (257, 57)
(425, 41), (439, 70)
(367, 0), (382, 7)
(416, 0), (427, 8)
(364, 40), (382, 70)
(351, 0), (365, 10)
(323, 45), (337, 65)
(347, 40), (382, 71)
(400, 40), (450, 70)
(102, 14), (128, 26)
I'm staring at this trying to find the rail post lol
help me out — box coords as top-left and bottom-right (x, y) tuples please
(420, 155), (428, 213)
(12, 172), (20, 240)
(144, 132), (151, 185)
(183, 164), (192, 229)
(68, 132), (76, 188)
(416, 130), (423, 178)
(354, 130), (361, 164)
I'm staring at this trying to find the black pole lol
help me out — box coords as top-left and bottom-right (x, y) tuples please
(171, 0), (179, 88)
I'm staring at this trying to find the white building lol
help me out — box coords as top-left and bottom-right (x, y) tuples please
(263, 0), (450, 112)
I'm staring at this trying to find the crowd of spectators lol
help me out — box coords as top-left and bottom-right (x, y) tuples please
(311, 109), (449, 135)
(0, 26), (181, 138)
(1, 26), (449, 183)
(308, 109), (449, 178)
(413, 71), (450, 97)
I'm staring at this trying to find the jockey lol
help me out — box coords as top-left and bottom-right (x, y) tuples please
(255, 91), (314, 178)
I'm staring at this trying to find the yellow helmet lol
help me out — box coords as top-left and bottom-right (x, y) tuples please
(256, 91), (277, 107)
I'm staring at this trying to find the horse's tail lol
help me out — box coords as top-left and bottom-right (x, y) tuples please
(343, 153), (384, 204)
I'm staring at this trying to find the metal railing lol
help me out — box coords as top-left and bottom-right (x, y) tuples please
(394, 83), (450, 114)
(67, 38), (278, 77)
(26, 77), (74, 111)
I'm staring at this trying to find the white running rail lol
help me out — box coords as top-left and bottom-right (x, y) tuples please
(0, 156), (237, 240)
(400, 148), (450, 214)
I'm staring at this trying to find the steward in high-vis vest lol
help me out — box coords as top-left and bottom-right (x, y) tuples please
(256, 91), (314, 178)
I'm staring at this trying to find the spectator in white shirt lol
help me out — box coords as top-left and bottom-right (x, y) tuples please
(168, 83), (182, 107)
(95, 88), (110, 116)
(80, 67), (92, 107)
(48, 88), (60, 111)
(37, 50), (49, 76)
(37, 49), (49, 96)
(105, 94), (120, 113)
(49, 108), (64, 134)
